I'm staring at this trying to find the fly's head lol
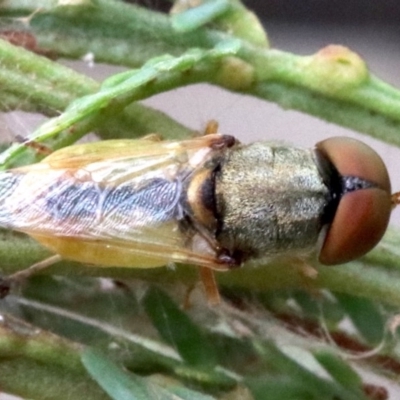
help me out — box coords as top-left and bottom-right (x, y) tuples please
(316, 137), (391, 265)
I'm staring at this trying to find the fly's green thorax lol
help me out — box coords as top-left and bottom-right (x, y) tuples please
(215, 142), (334, 263)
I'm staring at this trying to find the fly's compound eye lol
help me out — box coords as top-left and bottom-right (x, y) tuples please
(316, 137), (391, 265)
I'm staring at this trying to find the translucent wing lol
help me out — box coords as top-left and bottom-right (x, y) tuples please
(0, 135), (233, 270)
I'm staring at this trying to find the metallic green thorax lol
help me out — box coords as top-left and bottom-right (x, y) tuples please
(215, 142), (331, 262)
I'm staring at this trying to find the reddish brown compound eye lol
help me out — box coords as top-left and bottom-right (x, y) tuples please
(316, 137), (392, 265)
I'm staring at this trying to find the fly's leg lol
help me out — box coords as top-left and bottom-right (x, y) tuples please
(183, 267), (220, 307)
(140, 133), (163, 142)
(201, 121), (237, 149)
(191, 120), (219, 137)
(7, 254), (62, 281)
(0, 254), (62, 298)
(15, 135), (53, 155)
(199, 266), (220, 305)
(391, 191), (400, 209)
(288, 257), (319, 289)
(204, 120), (220, 135)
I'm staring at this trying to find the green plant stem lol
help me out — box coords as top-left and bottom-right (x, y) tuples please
(252, 81), (400, 147)
(2, 33), (400, 169)
(0, 314), (110, 400)
(2, 229), (400, 309)
(1, 0), (400, 146)
(0, 0), (225, 65)
(0, 37), (192, 167)
(0, 40), (239, 168)
(0, 37), (96, 110)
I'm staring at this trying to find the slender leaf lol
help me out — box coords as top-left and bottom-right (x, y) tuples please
(314, 351), (363, 391)
(82, 347), (164, 400)
(172, 0), (232, 32)
(82, 348), (216, 400)
(143, 287), (217, 368)
(247, 342), (368, 400)
(336, 293), (385, 344)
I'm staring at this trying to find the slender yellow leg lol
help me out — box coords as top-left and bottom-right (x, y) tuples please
(204, 120), (220, 135)
(200, 266), (220, 306)
(15, 135), (53, 155)
(391, 191), (400, 209)
(0, 254), (62, 298)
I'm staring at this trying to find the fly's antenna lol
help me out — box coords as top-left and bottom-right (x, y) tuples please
(342, 177), (400, 212)
(340, 175), (377, 195)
